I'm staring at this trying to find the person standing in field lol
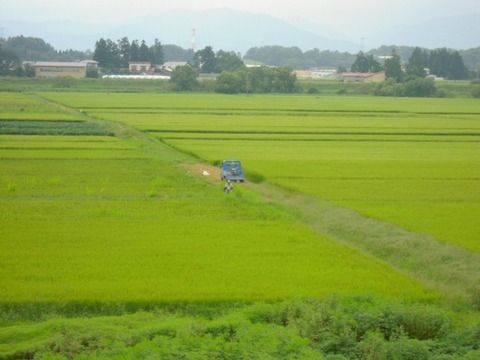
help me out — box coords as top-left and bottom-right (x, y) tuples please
(224, 180), (233, 194)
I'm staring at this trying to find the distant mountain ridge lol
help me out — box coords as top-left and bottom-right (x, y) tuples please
(1, 8), (358, 52)
(382, 13), (480, 50)
(1, 8), (478, 53)
(111, 8), (359, 53)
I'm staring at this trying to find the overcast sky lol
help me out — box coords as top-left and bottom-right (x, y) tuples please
(3, 0), (479, 30)
(2, 0), (479, 48)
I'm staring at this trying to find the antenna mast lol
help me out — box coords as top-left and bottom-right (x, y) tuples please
(191, 28), (197, 53)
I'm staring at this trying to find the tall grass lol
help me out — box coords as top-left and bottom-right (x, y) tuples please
(1, 297), (479, 359)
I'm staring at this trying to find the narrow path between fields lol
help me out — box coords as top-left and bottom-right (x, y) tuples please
(35, 93), (480, 308)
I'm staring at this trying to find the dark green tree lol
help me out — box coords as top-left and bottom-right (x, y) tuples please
(428, 48), (468, 79)
(248, 67), (274, 92)
(130, 40), (140, 61)
(106, 39), (120, 69)
(215, 71), (245, 94)
(170, 65), (198, 91)
(384, 51), (403, 82)
(138, 40), (150, 61)
(217, 66), (296, 94)
(1, 35), (56, 61)
(407, 47), (427, 77)
(0, 45), (19, 75)
(245, 46), (355, 69)
(117, 37), (130, 68)
(216, 50), (244, 72)
(194, 46), (217, 73)
(351, 52), (382, 73)
(93, 38), (108, 67)
(351, 52), (369, 72)
(429, 48), (449, 78)
(368, 54), (383, 72)
(150, 39), (164, 65)
(272, 67), (296, 93)
(93, 38), (120, 70)
(447, 51), (469, 79)
(402, 78), (436, 97)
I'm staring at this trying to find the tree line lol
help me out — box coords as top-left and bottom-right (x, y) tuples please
(0, 36), (91, 76)
(92, 38), (247, 75)
(190, 46), (244, 74)
(169, 53), (296, 94)
(350, 48), (469, 80)
(0, 44), (34, 77)
(245, 45), (479, 79)
(245, 46), (355, 70)
(93, 37), (164, 71)
(407, 47), (469, 79)
(0, 36), (91, 62)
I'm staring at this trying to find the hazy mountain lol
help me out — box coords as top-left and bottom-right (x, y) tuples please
(1, 8), (357, 53)
(381, 13), (480, 50)
(110, 8), (358, 53)
(0, 19), (108, 50)
(2, 9), (478, 54)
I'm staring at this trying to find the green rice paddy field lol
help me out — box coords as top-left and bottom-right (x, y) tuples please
(0, 92), (433, 303)
(1, 91), (480, 358)
(44, 92), (480, 252)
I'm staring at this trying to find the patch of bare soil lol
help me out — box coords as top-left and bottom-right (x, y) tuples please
(181, 163), (221, 183)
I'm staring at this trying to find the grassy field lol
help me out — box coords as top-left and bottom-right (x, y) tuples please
(1, 93), (434, 306)
(41, 92), (480, 112)
(1, 90), (479, 358)
(0, 92), (82, 121)
(1, 144), (431, 303)
(45, 92), (480, 253)
(164, 138), (480, 252)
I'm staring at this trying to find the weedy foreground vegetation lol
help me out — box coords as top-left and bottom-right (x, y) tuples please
(0, 90), (479, 359)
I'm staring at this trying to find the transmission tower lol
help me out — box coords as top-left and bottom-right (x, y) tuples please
(191, 28), (197, 53)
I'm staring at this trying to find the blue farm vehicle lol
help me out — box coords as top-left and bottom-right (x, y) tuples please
(220, 160), (245, 182)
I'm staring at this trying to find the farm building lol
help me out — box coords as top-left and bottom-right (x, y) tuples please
(312, 69), (337, 79)
(160, 61), (188, 73)
(294, 68), (338, 80)
(29, 60), (98, 78)
(128, 61), (155, 74)
(341, 71), (385, 83)
(294, 70), (313, 79)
